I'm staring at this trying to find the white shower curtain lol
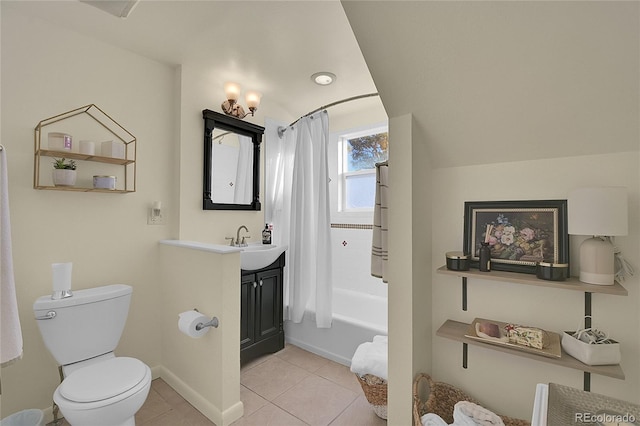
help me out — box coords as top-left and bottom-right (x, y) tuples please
(266, 112), (333, 328)
(234, 135), (253, 204)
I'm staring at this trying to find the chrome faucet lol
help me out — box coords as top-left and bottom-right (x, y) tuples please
(236, 225), (249, 247)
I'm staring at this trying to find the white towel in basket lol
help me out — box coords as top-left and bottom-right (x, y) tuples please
(350, 335), (388, 380)
(421, 402), (504, 426)
(421, 413), (448, 426)
(453, 401), (504, 426)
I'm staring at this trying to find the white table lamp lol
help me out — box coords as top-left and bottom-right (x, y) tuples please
(568, 187), (628, 285)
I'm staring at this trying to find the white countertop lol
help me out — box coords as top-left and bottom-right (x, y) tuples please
(159, 240), (242, 254)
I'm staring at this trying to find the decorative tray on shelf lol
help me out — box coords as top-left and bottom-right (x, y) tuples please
(465, 318), (562, 359)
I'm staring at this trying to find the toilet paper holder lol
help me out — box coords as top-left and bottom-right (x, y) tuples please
(193, 308), (219, 330)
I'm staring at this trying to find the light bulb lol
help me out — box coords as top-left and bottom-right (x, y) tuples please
(224, 82), (241, 102)
(245, 91), (262, 109)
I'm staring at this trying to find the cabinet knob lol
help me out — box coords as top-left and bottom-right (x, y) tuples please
(259, 279), (263, 287)
(253, 282), (257, 288)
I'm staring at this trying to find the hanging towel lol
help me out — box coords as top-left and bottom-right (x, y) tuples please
(371, 161), (389, 283)
(0, 145), (23, 366)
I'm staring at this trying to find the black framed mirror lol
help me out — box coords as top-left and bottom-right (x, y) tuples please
(203, 109), (264, 210)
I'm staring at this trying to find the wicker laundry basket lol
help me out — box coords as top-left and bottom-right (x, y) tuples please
(412, 373), (530, 426)
(355, 374), (388, 419)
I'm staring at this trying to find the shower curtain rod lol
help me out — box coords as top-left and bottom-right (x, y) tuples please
(213, 131), (232, 142)
(277, 92), (379, 138)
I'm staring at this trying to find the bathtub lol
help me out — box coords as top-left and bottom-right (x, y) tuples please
(284, 288), (388, 366)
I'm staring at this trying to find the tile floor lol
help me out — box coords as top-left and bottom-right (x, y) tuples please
(49, 344), (387, 426)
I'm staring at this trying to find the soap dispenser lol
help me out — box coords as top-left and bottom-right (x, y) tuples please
(262, 223), (272, 244)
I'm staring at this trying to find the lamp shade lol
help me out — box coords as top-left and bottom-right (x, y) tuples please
(568, 187), (628, 236)
(223, 82), (241, 102)
(245, 91), (261, 109)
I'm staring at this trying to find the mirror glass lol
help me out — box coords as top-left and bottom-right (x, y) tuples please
(211, 129), (253, 204)
(203, 110), (264, 210)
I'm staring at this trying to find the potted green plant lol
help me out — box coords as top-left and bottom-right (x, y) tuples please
(52, 158), (77, 187)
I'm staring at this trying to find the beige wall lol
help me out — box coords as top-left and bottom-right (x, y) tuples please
(159, 244), (242, 426)
(6, 2), (637, 425)
(175, 65), (386, 245)
(176, 64), (288, 245)
(430, 152), (640, 420)
(387, 114), (433, 425)
(0, 6), (175, 418)
(342, 1), (639, 423)
(0, 6), (389, 422)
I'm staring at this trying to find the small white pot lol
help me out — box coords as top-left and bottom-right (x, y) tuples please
(52, 169), (77, 187)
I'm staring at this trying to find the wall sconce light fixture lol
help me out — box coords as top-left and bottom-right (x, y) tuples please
(221, 82), (261, 119)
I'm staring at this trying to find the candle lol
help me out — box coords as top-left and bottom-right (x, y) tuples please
(52, 262), (72, 293)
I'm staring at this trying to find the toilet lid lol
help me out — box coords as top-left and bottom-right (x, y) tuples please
(59, 357), (147, 403)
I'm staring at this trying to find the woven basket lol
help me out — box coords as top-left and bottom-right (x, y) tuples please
(355, 374), (388, 419)
(547, 382), (640, 425)
(412, 373), (530, 426)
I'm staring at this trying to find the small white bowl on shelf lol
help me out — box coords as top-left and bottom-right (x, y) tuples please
(561, 331), (620, 366)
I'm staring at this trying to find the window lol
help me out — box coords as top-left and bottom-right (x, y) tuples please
(339, 126), (388, 212)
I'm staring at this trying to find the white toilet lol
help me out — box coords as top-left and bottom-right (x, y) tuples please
(33, 284), (151, 426)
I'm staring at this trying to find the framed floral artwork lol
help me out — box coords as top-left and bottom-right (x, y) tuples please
(463, 200), (568, 274)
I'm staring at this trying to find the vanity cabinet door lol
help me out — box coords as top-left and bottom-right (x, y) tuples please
(240, 252), (286, 365)
(240, 273), (257, 349)
(255, 269), (283, 342)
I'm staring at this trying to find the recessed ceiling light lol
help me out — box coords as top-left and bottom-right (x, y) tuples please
(311, 72), (336, 86)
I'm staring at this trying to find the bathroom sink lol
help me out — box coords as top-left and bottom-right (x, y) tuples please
(240, 244), (288, 270)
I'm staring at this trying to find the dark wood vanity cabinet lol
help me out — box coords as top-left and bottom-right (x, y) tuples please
(240, 253), (285, 364)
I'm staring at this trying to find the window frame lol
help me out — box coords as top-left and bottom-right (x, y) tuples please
(338, 124), (388, 214)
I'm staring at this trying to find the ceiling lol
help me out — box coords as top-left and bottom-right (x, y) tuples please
(3, 0), (382, 127)
(343, 1), (639, 168)
(4, 1), (638, 168)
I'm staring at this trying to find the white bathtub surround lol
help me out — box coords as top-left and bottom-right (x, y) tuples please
(0, 146), (23, 366)
(285, 288), (387, 365)
(371, 161), (389, 283)
(266, 112), (333, 328)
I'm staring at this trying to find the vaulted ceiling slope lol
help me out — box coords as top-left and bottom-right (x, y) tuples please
(342, 1), (640, 168)
(2, 0), (380, 125)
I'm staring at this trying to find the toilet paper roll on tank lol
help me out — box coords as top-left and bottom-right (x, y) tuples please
(178, 310), (213, 338)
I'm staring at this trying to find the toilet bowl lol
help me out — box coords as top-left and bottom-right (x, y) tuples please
(53, 357), (151, 426)
(33, 285), (151, 426)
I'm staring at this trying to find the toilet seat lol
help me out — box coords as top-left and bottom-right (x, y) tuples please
(59, 357), (148, 403)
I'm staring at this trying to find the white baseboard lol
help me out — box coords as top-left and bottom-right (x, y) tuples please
(158, 366), (244, 426)
(285, 336), (352, 367)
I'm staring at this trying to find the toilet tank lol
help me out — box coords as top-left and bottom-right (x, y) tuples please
(33, 284), (133, 366)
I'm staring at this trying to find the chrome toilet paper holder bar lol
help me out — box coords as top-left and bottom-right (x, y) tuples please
(193, 308), (219, 330)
